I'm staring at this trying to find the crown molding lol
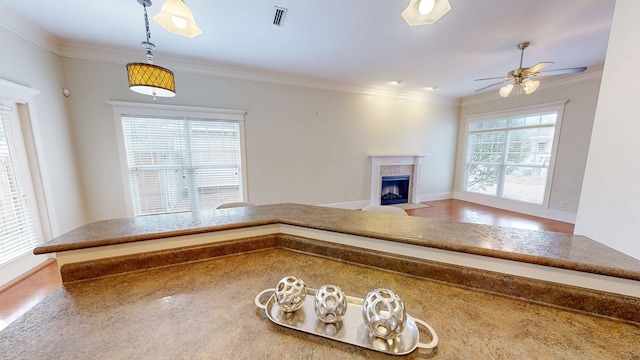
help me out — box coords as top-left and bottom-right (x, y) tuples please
(0, 6), (460, 107)
(60, 41), (461, 107)
(1, 6), (459, 107)
(0, 5), (605, 110)
(461, 65), (604, 107)
(0, 5), (62, 55)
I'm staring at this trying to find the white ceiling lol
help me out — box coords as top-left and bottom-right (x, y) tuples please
(0, 0), (616, 100)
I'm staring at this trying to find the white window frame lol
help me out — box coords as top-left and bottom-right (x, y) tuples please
(459, 100), (567, 213)
(109, 101), (248, 217)
(0, 78), (55, 289)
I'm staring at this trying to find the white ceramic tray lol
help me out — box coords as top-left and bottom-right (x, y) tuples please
(255, 287), (438, 356)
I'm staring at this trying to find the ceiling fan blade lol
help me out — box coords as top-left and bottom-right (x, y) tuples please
(523, 62), (553, 74)
(475, 80), (509, 92)
(474, 76), (509, 81)
(537, 66), (588, 76)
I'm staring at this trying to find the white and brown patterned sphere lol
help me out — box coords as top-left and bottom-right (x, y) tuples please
(274, 276), (307, 312)
(362, 288), (406, 339)
(314, 285), (347, 323)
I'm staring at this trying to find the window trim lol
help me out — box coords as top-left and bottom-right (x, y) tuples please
(108, 101), (248, 217)
(0, 78), (55, 288)
(461, 100), (568, 209)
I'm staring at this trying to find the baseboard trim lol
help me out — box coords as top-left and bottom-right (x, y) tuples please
(417, 192), (453, 203)
(0, 257), (55, 293)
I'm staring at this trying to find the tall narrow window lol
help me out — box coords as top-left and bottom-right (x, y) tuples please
(121, 116), (244, 216)
(0, 105), (42, 266)
(464, 103), (564, 205)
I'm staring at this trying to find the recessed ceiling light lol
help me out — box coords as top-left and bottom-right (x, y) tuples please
(425, 86), (437, 90)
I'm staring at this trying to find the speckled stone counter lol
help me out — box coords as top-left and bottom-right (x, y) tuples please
(35, 203), (640, 281)
(2, 249), (639, 359)
(27, 203), (640, 324)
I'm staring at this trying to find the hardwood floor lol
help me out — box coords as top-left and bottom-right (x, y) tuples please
(0, 199), (574, 331)
(406, 199), (575, 233)
(0, 260), (61, 331)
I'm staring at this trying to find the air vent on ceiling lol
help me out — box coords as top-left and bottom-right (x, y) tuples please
(273, 6), (287, 27)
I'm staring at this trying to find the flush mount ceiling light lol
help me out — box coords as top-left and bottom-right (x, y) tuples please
(126, 0), (176, 99)
(401, 0), (451, 26)
(153, 0), (202, 38)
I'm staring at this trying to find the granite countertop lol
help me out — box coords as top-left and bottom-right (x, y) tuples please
(35, 203), (640, 281)
(2, 249), (639, 359)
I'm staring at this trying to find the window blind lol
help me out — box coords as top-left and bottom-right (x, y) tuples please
(0, 108), (40, 266)
(122, 116), (242, 216)
(465, 112), (557, 205)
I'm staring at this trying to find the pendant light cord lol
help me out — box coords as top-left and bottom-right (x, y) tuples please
(140, 2), (156, 64)
(144, 3), (151, 44)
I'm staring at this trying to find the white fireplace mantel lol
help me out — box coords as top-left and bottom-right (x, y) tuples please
(369, 155), (424, 205)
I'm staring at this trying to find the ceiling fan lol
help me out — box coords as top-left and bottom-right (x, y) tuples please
(474, 42), (587, 99)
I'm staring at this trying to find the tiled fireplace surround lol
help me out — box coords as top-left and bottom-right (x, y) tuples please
(369, 155), (424, 205)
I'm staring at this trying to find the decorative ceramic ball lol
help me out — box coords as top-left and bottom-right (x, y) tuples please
(274, 276), (307, 312)
(362, 288), (407, 339)
(314, 285), (347, 323)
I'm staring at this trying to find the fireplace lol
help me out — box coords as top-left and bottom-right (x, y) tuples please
(381, 175), (410, 205)
(369, 155), (424, 206)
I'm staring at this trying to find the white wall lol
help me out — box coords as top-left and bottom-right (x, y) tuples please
(0, 27), (86, 236)
(61, 58), (459, 222)
(455, 77), (601, 222)
(575, 0), (640, 260)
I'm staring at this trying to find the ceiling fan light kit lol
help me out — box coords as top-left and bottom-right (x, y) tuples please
(476, 41), (587, 101)
(153, 0), (202, 38)
(402, 0), (451, 26)
(522, 78), (540, 94)
(499, 84), (514, 98)
(126, 0), (176, 99)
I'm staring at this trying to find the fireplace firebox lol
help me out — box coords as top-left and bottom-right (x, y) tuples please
(380, 175), (410, 205)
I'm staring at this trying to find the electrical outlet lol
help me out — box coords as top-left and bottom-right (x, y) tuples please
(560, 201), (567, 208)
(104, 213), (110, 220)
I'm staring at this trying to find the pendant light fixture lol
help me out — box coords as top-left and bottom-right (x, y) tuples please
(126, 0), (176, 99)
(401, 0), (451, 26)
(153, 0), (202, 38)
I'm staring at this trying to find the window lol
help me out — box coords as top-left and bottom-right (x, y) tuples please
(112, 102), (247, 216)
(464, 102), (564, 205)
(0, 104), (42, 266)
